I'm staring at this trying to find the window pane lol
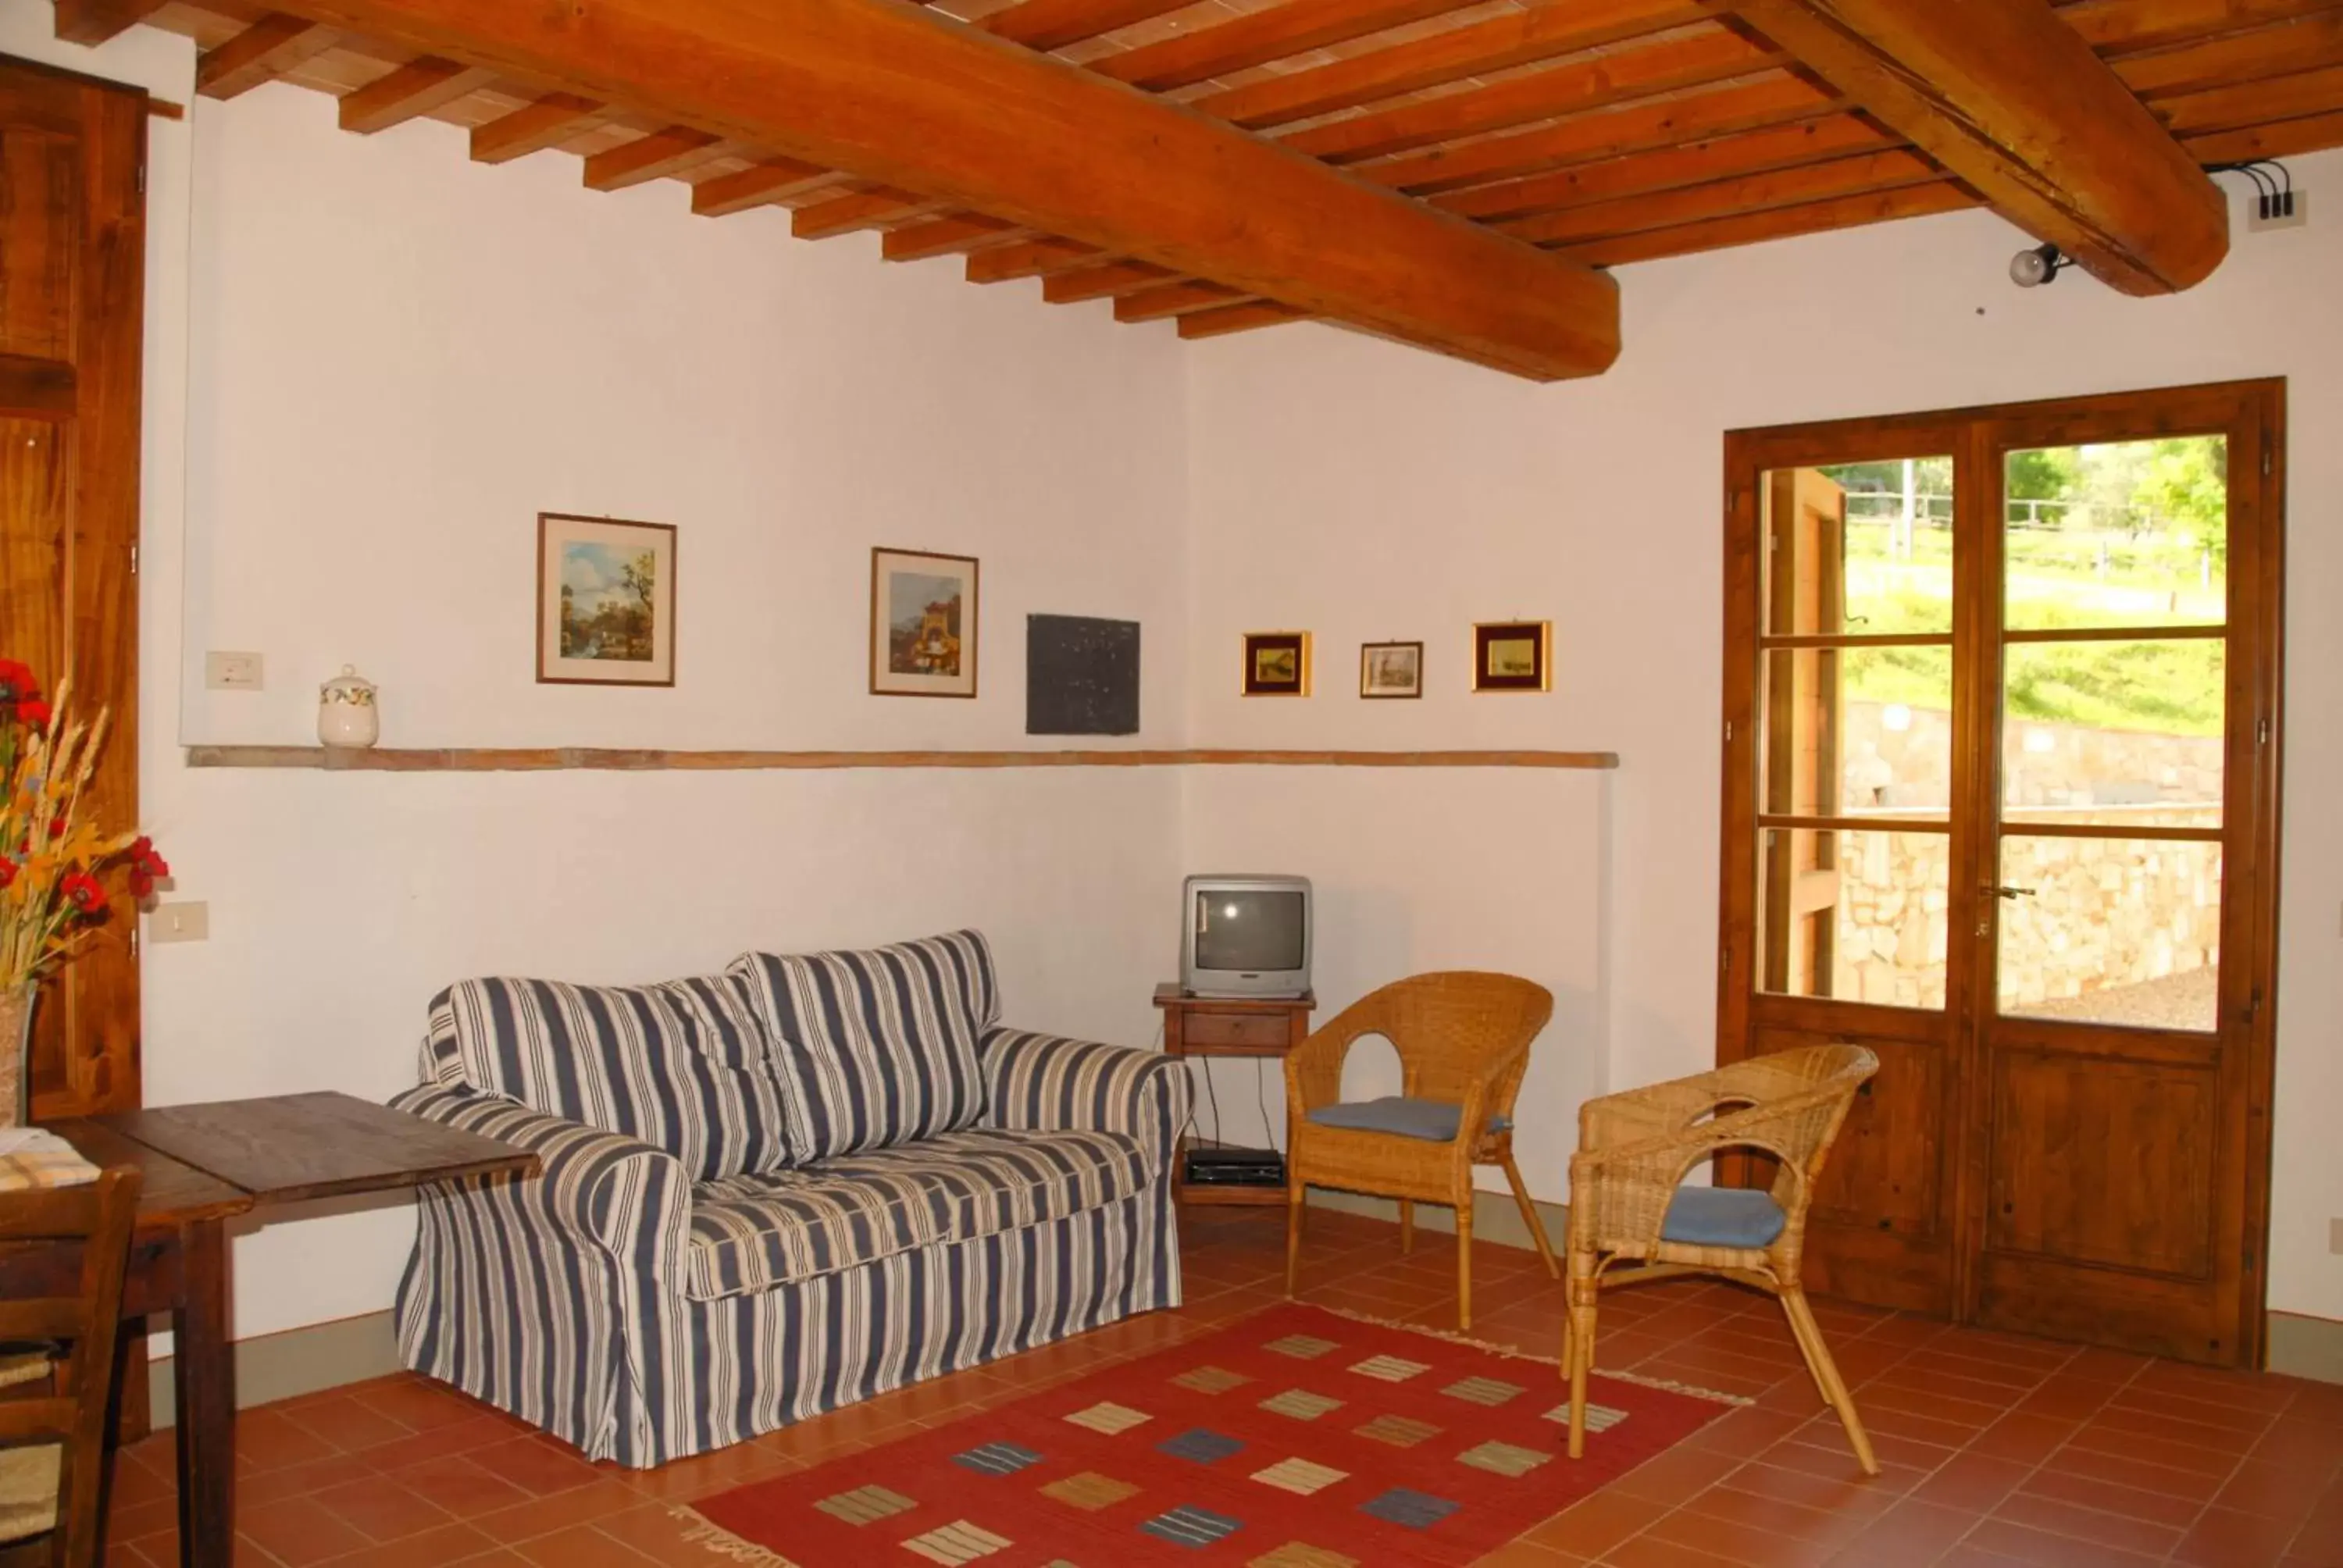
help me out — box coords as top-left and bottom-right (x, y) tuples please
(2002, 641), (2224, 829)
(1763, 647), (1953, 815)
(1996, 837), (2221, 1032)
(1759, 829), (1949, 1010)
(1762, 459), (1953, 636)
(2004, 437), (2226, 631)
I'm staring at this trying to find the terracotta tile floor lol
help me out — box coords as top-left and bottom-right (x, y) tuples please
(97, 1207), (2342, 1566)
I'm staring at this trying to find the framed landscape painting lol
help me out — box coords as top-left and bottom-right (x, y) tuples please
(537, 513), (676, 686)
(1360, 640), (1423, 699)
(872, 547), (979, 698)
(1242, 631), (1311, 697)
(1473, 619), (1551, 693)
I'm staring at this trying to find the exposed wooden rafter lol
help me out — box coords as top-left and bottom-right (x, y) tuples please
(51, 0), (166, 45)
(337, 55), (490, 134)
(229, 0), (1624, 379)
(469, 93), (603, 164)
(197, 14), (338, 101)
(690, 159), (836, 217)
(582, 126), (726, 191)
(1726, 0), (2228, 293)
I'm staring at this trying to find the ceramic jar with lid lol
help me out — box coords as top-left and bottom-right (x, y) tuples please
(318, 665), (380, 749)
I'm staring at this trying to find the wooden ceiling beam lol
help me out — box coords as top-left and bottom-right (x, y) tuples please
(264, 0), (1624, 376)
(965, 237), (1104, 282)
(2116, 12), (2343, 99)
(337, 56), (494, 134)
(2184, 106), (2343, 160)
(1090, 0), (1476, 94)
(2159, 62), (2343, 134)
(882, 213), (1029, 261)
(470, 92), (604, 164)
(1195, 0), (1714, 130)
(198, 14), (340, 101)
(1511, 146), (1941, 245)
(2063, 0), (2342, 55)
(690, 158), (838, 216)
(1724, 0), (2227, 292)
(1367, 73), (1838, 196)
(1556, 179), (1977, 266)
(51, 0), (167, 45)
(1284, 26), (1783, 165)
(583, 126), (727, 191)
(1179, 301), (1315, 338)
(1042, 260), (1179, 302)
(1448, 114), (1895, 223)
(1114, 281), (1254, 322)
(792, 185), (944, 239)
(978, 0), (1192, 52)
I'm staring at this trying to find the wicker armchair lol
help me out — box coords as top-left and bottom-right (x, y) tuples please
(1284, 972), (1556, 1329)
(1560, 1043), (1879, 1473)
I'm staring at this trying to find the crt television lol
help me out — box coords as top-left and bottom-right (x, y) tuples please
(1181, 875), (1312, 999)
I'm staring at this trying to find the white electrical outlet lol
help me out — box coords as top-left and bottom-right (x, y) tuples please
(149, 902), (209, 944)
(2248, 189), (2309, 233)
(205, 651), (264, 691)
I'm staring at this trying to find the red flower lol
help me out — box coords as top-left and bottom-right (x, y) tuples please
(15, 699), (50, 730)
(0, 659), (35, 704)
(129, 868), (153, 900)
(128, 836), (169, 878)
(46, 817), (65, 840)
(60, 870), (106, 918)
(0, 858), (14, 890)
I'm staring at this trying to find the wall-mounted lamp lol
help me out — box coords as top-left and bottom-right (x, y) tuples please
(2008, 242), (2073, 288)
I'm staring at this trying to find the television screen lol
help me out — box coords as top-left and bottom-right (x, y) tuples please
(1195, 889), (1307, 972)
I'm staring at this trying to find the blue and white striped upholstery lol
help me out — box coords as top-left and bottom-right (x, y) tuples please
(426, 974), (801, 1181)
(728, 931), (997, 1159)
(394, 982), (1192, 1468)
(685, 1127), (1149, 1299)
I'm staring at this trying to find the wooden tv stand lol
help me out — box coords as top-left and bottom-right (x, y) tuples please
(1154, 983), (1314, 1206)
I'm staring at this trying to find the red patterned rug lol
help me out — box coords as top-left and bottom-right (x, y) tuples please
(685, 1302), (1738, 1566)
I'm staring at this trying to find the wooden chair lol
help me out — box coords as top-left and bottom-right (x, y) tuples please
(0, 1167), (141, 1567)
(1560, 1044), (1879, 1473)
(1284, 972), (1556, 1329)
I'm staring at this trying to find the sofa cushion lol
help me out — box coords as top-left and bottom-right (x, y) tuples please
(429, 974), (802, 1181)
(1660, 1186), (1788, 1249)
(1303, 1096), (1514, 1142)
(729, 931), (997, 1159)
(683, 1126), (1148, 1300)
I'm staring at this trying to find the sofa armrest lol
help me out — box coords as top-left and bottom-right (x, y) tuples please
(978, 1028), (1193, 1158)
(393, 1084), (690, 1258)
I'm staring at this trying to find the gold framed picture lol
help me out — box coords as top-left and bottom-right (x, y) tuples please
(871, 547), (979, 699)
(1473, 620), (1551, 693)
(537, 513), (676, 686)
(1242, 632), (1311, 697)
(1360, 640), (1423, 699)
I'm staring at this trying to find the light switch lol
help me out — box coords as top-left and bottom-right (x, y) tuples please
(205, 652), (263, 691)
(149, 902), (209, 943)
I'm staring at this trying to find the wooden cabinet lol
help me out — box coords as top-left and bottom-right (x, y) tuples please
(1154, 984), (1313, 1207)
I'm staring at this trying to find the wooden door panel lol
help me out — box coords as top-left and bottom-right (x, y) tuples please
(0, 54), (146, 1120)
(1985, 1051), (2216, 1278)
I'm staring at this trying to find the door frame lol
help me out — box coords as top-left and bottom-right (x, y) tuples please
(1716, 378), (2285, 1363)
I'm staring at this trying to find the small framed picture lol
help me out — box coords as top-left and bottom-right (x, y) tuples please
(1360, 640), (1423, 699)
(1473, 620), (1551, 693)
(872, 547), (979, 698)
(537, 513), (676, 686)
(1242, 632), (1311, 697)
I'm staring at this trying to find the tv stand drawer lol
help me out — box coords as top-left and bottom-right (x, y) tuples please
(1180, 1011), (1295, 1051)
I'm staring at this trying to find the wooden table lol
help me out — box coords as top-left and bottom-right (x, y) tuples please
(23, 1092), (538, 1568)
(1154, 983), (1315, 1206)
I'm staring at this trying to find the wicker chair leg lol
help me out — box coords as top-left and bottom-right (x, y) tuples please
(1454, 1198), (1473, 1330)
(1400, 1199), (1415, 1255)
(1499, 1154), (1559, 1278)
(1564, 1294), (1597, 1459)
(1780, 1286), (1878, 1477)
(1285, 1181), (1305, 1300)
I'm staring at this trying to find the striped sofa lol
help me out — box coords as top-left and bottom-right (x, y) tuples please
(389, 931), (1189, 1468)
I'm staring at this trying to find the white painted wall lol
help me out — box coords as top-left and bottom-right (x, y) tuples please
(1185, 155), (2343, 1320)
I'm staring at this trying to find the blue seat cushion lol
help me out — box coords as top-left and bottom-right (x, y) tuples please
(1660, 1186), (1788, 1249)
(1304, 1096), (1513, 1142)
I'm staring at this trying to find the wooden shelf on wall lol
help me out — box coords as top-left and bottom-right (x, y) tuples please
(184, 746), (1620, 772)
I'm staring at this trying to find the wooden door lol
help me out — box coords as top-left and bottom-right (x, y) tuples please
(0, 52), (147, 1117)
(1721, 382), (2284, 1365)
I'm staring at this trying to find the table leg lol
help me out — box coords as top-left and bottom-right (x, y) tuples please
(171, 1218), (233, 1568)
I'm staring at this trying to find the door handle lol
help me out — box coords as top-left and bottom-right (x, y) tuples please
(1987, 885), (2036, 900)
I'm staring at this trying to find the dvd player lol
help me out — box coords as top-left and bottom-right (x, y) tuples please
(1184, 1144), (1286, 1187)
